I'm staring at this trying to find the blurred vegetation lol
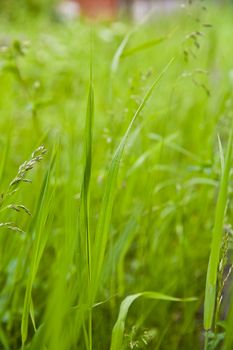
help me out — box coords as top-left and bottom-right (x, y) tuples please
(0, 1), (233, 350)
(0, 0), (57, 18)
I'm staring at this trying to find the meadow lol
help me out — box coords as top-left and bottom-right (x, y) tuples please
(0, 1), (233, 349)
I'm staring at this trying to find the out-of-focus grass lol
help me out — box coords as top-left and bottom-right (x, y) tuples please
(0, 2), (233, 350)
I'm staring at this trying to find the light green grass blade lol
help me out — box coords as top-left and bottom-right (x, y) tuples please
(204, 123), (233, 331)
(21, 151), (57, 346)
(79, 80), (94, 284)
(111, 29), (134, 73)
(92, 58), (174, 302)
(79, 74), (94, 350)
(121, 34), (170, 58)
(110, 292), (196, 350)
(217, 134), (225, 173)
(26, 325), (45, 350)
(111, 22), (175, 71)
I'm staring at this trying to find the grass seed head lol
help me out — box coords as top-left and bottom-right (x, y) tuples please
(10, 145), (47, 188)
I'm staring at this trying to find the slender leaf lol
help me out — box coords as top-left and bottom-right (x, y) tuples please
(91, 58), (174, 302)
(204, 123), (233, 331)
(110, 291), (197, 350)
(21, 151), (57, 346)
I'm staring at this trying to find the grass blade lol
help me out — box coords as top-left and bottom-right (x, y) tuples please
(21, 150), (57, 346)
(204, 123), (233, 333)
(79, 74), (94, 350)
(217, 134), (225, 173)
(121, 30), (175, 59)
(110, 291), (196, 350)
(79, 80), (94, 285)
(111, 29), (135, 73)
(91, 58), (174, 302)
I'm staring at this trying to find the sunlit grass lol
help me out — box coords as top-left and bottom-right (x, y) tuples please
(0, 2), (233, 350)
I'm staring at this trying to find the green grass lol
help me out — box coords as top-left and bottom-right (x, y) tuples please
(0, 2), (233, 350)
(204, 123), (233, 348)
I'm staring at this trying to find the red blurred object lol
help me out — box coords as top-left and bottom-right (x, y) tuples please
(76, 0), (118, 18)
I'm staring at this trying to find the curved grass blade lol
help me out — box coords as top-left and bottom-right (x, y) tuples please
(111, 29), (134, 73)
(91, 58), (174, 302)
(121, 34), (171, 59)
(110, 291), (197, 350)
